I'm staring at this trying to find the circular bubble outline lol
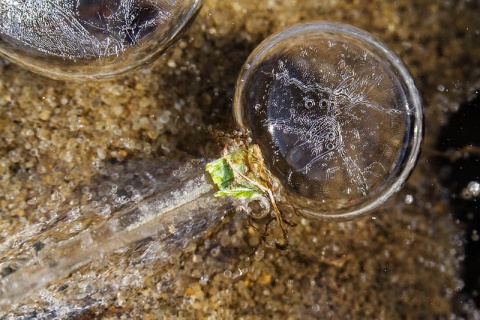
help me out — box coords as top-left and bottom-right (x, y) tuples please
(234, 21), (423, 220)
(0, 0), (203, 80)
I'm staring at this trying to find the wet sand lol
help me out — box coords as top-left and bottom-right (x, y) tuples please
(0, 0), (479, 318)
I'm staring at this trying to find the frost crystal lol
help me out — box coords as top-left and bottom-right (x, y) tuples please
(235, 22), (423, 218)
(0, 0), (176, 59)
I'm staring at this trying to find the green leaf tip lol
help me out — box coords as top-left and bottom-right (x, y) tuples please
(206, 150), (263, 199)
(214, 185), (262, 199)
(205, 157), (234, 190)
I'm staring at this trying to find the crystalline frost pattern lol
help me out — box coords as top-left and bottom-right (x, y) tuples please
(0, 0), (175, 59)
(254, 54), (406, 199)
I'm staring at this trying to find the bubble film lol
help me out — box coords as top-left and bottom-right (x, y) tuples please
(234, 22), (423, 219)
(0, 0), (202, 79)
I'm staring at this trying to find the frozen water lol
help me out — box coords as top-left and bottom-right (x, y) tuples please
(0, 0), (202, 79)
(235, 22), (423, 219)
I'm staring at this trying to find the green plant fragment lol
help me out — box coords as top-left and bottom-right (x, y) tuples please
(205, 157), (234, 190)
(214, 185), (263, 199)
(206, 149), (264, 199)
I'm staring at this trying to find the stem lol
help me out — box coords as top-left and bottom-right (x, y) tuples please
(0, 162), (235, 307)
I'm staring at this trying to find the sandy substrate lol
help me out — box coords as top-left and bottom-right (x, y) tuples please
(0, 0), (479, 318)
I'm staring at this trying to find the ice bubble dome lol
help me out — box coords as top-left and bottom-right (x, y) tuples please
(0, 0), (202, 80)
(234, 22), (423, 219)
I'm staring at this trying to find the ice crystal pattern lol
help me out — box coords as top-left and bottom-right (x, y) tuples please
(235, 22), (422, 218)
(259, 60), (404, 197)
(0, 0), (175, 59)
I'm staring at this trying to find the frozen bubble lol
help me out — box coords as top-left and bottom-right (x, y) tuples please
(130, 193), (143, 203)
(98, 204), (112, 218)
(234, 22), (423, 219)
(246, 195), (271, 219)
(210, 247), (220, 257)
(159, 111), (171, 124)
(0, 0), (202, 80)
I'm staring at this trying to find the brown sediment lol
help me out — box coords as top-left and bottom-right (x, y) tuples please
(0, 0), (479, 318)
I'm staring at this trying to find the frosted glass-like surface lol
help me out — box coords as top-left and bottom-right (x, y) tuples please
(235, 22), (423, 219)
(0, 0), (202, 79)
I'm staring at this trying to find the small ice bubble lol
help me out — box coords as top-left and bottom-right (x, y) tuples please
(131, 194), (143, 203)
(98, 204), (112, 218)
(437, 84), (445, 92)
(110, 184), (118, 193)
(405, 195), (414, 204)
(210, 247), (221, 257)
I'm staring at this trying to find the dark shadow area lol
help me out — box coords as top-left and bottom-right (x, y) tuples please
(436, 91), (480, 312)
(150, 21), (270, 158)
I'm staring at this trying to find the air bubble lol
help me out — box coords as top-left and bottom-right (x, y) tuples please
(130, 194), (143, 203)
(159, 111), (171, 124)
(210, 247), (221, 257)
(0, 0), (202, 80)
(98, 204), (112, 218)
(305, 99), (315, 109)
(234, 22), (423, 219)
(245, 195), (271, 219)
